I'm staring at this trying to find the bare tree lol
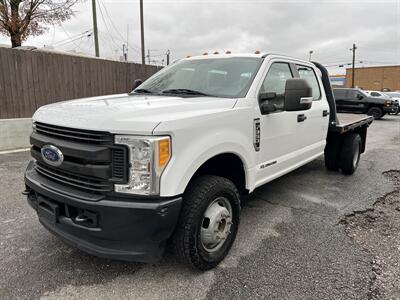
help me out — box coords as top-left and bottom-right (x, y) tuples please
(0, 0), (79, 48)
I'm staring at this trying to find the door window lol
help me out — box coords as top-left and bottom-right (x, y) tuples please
(260, 63), (293, 111)
(333, 89), (346, 99)
(348, 90), (364, 99)
(296, 65), (321, 100)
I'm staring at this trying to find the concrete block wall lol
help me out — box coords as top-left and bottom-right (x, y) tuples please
(0, 118), (32, 151)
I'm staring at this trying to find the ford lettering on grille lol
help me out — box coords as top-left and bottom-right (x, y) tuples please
(41, 145), (64, 167)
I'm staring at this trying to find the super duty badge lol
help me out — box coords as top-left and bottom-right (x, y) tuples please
(253, 118), (260, 151)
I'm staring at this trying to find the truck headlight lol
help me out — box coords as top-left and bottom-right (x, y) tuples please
(385, 100), (393, 106)
(114, 135), (171, 195)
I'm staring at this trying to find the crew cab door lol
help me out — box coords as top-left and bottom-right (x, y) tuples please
(294, 64), (330, 148)
(254, 60), (328, 187)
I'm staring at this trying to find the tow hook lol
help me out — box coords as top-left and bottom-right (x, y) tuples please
(75, 215), (90, 223)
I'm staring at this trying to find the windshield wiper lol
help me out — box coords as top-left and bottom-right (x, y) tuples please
(133, 88), (153, 94)
(161, 89), (209, 96)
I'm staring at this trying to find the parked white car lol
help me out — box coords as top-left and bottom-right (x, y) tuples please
(364, 90), (399, 115)
(24, 53), (373, 270)
(385, 91), (400, 101)
(365, 90), (384, 97)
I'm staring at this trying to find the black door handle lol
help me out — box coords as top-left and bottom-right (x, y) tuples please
(297, 114), (307, 122)
(323, 110), (329, 117)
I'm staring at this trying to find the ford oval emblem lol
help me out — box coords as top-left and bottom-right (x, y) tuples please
(41, 145), (64, 167)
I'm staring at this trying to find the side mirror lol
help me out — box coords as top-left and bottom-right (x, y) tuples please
(259, 92), (277, 114)
(357, 94), (364, 100)
(132, 79), (143, 91)
(284, 78), (313, 111)
(259, 92), (277, 102)
(260, 102), (277, 114)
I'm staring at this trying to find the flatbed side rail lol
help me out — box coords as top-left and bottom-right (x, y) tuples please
(330, 116), (374, 134)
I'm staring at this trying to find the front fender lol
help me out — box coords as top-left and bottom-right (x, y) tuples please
(159, 131), (255, 197)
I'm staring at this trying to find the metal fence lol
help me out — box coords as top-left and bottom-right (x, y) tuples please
(0, 47), (160, 119)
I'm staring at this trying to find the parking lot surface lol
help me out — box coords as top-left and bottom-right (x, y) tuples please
(1, 116), (399, 300)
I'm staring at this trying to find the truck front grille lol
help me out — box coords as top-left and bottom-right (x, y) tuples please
(31, 122), (129, 196)
(111, 148), (128, 181)
(35, 163), (113, 194)
(34, 122), (113, 145)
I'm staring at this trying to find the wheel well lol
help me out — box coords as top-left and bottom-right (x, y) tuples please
(188, 153), (247, 195)
(367, 105), (383, 111)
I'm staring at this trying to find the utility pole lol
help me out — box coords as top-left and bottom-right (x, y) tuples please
(350, 43), (357, 88)
(126, 24), (129, 62)
(147, 49), (151, 64)
(140, 0), (145, 65)
(92, 0), (100, 57)
(308, 50), (313, 61)
(166, 49), (170, 65)
(123, 44), (127, 61)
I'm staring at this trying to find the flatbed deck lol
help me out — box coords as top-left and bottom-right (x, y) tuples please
(331, 113), (374, 133)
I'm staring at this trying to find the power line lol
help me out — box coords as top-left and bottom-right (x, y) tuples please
(51, 30), (92, 47)
(58, 25), (88, 52)
(98, 0), (142, 53)
(53, 31), (93, 49)
(97, 2), (123, 51)
(99, 0), (126, 41)
(98, 31), (120, 57)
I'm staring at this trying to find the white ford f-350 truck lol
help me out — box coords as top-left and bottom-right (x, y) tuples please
(24, 53), (373, 270)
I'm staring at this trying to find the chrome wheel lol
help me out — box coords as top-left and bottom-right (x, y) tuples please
(200, 197), (233, 253)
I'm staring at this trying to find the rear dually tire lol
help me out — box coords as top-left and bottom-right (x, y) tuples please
(339, 133), (361, 175)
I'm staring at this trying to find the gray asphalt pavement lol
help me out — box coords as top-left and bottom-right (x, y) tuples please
(0, 116), (399, 300)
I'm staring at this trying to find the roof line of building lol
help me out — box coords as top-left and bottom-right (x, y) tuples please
(346, 65), (400, 70)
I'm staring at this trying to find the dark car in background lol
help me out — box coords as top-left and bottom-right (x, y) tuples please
(333, 88), (397, 119)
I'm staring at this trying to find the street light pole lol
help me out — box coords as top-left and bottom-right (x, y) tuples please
(309, 50), (313, 61)
(140, 0), (145, 65)
(92, 0), (100, 57)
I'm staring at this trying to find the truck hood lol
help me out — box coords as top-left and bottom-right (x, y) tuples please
(33, 94), (237, 134)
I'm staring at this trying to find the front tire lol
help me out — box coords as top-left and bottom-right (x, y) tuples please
(367, 107), (384, 119)
(172, 175), (240, 270)
(339, 133), (361, 175)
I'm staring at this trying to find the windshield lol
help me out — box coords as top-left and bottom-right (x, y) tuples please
(387, 92), (400, 98)
(134, 57), (263, 98)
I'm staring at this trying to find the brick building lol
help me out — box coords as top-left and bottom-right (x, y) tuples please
(345, 65), (400, 91)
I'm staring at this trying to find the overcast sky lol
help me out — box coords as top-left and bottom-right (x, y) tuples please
(0, 0), (399, 74)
